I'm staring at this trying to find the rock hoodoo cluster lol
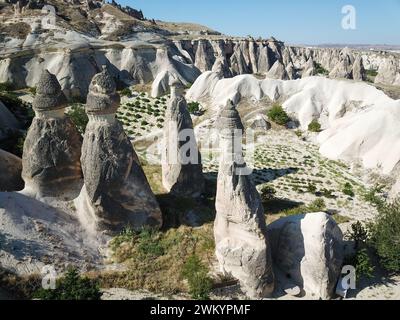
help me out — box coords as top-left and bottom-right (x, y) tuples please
(214, 100), (275, 299)
(21, 69), (83, 200)
(77, 66), (162, 233)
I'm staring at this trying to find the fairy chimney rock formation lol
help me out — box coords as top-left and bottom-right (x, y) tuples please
(161, 79), (205, 197)
(77, 66), (162, 233)
(22, 70), (83, 200)
(352, 55), (367, 81)
(214, 100), (275, 299)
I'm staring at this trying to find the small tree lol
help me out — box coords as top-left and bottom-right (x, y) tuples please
(33, 268), (101, 300)
(369, 200), (400, 273)
(66, 104), (88, 134)
(267, 104), (290, 126)
(259, 185), (277, 202)
(120, 88), (132, 97)
(182, 255), (213, 300)
(308, 119), (321, 132)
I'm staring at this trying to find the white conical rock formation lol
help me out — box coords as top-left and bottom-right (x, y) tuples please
(214, 100), (274, 298)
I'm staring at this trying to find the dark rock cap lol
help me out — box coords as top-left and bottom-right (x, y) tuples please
(86, 66), (120, 115)
(33, 70), (67, 112)
(218, 100), (244, 132)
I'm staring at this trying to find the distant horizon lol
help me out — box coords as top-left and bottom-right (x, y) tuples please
(119, 0), (400, 46)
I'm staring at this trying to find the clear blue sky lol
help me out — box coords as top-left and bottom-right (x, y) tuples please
(118, 0), (400, 45)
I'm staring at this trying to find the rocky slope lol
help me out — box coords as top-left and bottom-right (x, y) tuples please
(1, 1), (399, 101)
(187, 72), (400, 178)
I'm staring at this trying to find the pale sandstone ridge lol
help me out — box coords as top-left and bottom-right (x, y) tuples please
(77, 66), (162, 233)
(161, 79), (205, 197)
(214, 100), (274, 299)
(268, 213), (344, 299)
(21, 69), (83, 200)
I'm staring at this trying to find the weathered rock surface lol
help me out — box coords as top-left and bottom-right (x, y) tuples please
(0, 192), (107, 276)
(375, 57), (400, 86)
(21, 70), (83, 200)
(266, 60), (289, 80)
(329, 54), (353, 79)
(77, 67), (162, 233)
(214, 100), (274, 299)
(352, 55), (367, 81)
(0, 149), (24, 192)
(302, 58), (317, 77)
(161, 80), (204, 197)
(0, 100), (20, 141)
(268, 212), (344, 299)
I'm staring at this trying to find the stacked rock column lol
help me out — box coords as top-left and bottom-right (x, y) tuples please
(22, 70), (83, 200)
(77, 66), (162, 234)
(214, 100), (275, 298)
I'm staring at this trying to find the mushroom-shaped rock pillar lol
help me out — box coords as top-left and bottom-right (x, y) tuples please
(77, 66), (162, 234)
(161, 79), (205, 197)
(214, 100), (275, 299)
(21, 70), (83, 200)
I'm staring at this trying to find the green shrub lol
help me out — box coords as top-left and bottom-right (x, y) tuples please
(343, 182), (355, 197)
(321, 188), (335, 199)
(187, 101), (201, 114)
(120, 88), (132, 97)
(355, 249), (375, 280)
(363, 185), (385, 208)
(181, 255), (213, 300)
(295, 130), (303, 138)
(307, 198), (326, 212)
(347, 221), (369, 250)
(259, 185), (276, 202)
(141, 120), (149, 126)
(267, 104), (290, 126)
(307, 183), (317, 194)
(137, 227), (165, 257)
(315, 63), (329, 75)
(66, 104), (88, 134)
(33, 268), (101, 300)
(0, 81), (14, 92)
(29, 87), (36, 96)
(369, 200), (400, 273)
(308, 119), (321, 132)
(366, 69), (378, 77)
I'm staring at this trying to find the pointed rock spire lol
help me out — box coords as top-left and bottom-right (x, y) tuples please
(33, 69), (67, 112)
(214, 100), (275, 298)
(86, 66), (120, 115)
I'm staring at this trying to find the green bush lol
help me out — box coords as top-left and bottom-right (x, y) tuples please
(307, 183), (317, 194)
(366, 69), (378, 77)
(355, 249), (375, 280)
(259, 185), (276, 202)
(141, 120), (149, 126)
(181, 255), (213, 300)
(347, 221), (369, 249)
(369, 200), (400, 273)
(308, 119), (321, 132)
(0, 81), (14, 92)
(267, 105), (290, 126)
(363, 185), (385, 208)
(33, 268), (101, 300)
(307, 198), (326, 212)
(187, 101), (201, 114)
(120, 88), (132, 97)
(29, 87), (36, 96)
(343, 182), (355, 197)
(66, 104), (88, 134)
(315, 63), (329, 75)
